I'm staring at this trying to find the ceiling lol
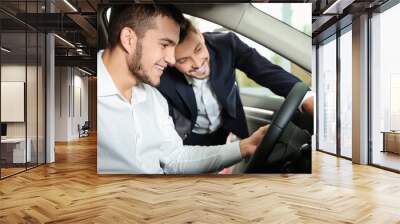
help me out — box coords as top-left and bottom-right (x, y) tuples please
(311, 0), (389, 43)
(0, 0), (393, 75)
(0, 0), (98, 73)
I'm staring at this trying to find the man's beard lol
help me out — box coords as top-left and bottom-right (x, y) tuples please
(127, 39), (152, 85)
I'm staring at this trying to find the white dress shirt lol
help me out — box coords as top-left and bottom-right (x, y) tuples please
(97, 50), (242, 174)
(186, 75), (314, 135)
(185, 76), (222, 134)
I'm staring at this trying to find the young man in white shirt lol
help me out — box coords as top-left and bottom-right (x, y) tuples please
(97, 4), (268, 174)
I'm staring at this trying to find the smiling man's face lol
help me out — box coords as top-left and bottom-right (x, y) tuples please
(174, 31), (210, 79)
(128, 15), (180, 86)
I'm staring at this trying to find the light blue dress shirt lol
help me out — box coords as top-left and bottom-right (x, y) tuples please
(186, 75), (314, 136)
(185, 76), (222, 134)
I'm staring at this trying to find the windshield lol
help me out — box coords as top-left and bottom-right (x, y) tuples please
(252, 3), (311, 36)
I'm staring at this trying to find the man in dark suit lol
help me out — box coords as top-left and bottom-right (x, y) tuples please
(158, 19), (313, 146)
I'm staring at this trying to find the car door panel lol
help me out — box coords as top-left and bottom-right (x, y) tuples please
(239, 87), (284, 134)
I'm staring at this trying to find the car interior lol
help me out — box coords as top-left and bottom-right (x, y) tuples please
(97, 3), (313, 173)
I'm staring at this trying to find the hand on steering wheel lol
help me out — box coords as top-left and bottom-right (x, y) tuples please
(243, 82), (309, 173)
(239, 125), (269, 158)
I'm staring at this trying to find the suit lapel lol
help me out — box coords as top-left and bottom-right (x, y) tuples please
(175, 81), (197, 123)
(208, 44), (223, 102)
(208, 42), (237, 119)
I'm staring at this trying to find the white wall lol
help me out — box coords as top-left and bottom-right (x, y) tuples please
(1, 63), (46, 164)
(55, 66), (89, 141)
(1, 65), (26, 141)
(55, 66), (69, 141)
(1, 65), (40, 138)
(72, 73), (89, 138)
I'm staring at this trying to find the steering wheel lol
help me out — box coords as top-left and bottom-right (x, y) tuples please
(238, 82), (309, 173)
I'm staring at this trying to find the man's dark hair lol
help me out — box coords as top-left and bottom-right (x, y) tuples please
(107, 4), (185, 48)
(179, 17), (198, 43)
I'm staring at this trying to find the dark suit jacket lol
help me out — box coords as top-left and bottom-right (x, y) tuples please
(157, 32), (301, 141)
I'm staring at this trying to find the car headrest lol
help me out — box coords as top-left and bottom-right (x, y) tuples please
(97, 5), (109, 50)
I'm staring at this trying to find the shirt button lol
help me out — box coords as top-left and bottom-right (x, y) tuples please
(183, 134), (188, 139)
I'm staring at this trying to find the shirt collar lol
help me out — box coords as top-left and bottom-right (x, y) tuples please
(184, 75), (209, 87)
(184, 75), (194, 85)
(97, 50), (120, 97)
(132, 83), (147, 105)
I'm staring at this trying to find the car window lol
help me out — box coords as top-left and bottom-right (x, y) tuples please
(184, 14), (311, 95)
(252, 3), (312, 36)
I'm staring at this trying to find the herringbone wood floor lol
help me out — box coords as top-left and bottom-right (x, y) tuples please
(1, 135), (400, 223)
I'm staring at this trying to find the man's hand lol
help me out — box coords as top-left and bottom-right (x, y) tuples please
(239, 125), (269, 158)
(302, 96), (314, 116)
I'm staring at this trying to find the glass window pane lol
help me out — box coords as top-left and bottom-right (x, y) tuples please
(1, 30), (28, 177)
(38, 32), (45, 165)
(318, 36), (337, 154)
(184, 13), (311, 94)
(252, 3), (311, 36)
(371, 4), (400, 171)
(27, 31), (38, 169)
(339, 28), (352, 158)
(1, 0), (46, 179)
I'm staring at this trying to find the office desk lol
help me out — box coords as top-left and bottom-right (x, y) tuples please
(1, 138), (31, 163)
(382, 131), (400, 154)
